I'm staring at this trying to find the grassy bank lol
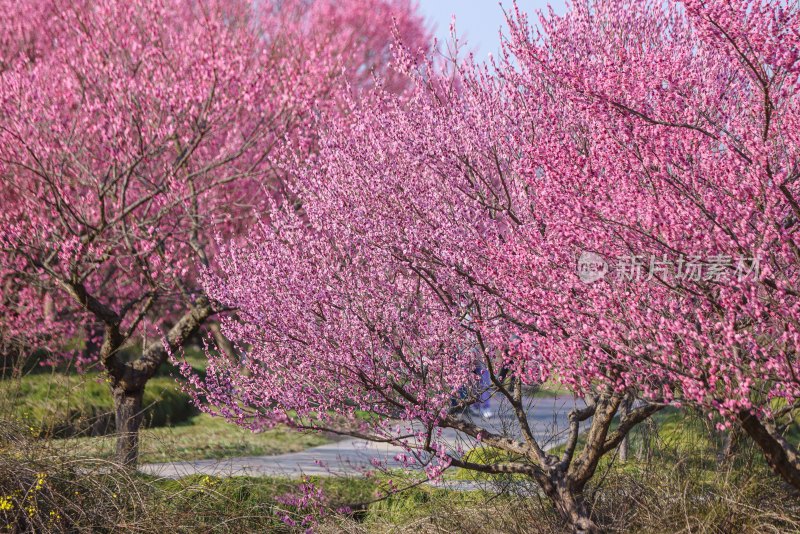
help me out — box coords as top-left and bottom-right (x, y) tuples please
(2, 409), (799, 533)
(0, 372), (195, 438)
(64, 413), (330, 464)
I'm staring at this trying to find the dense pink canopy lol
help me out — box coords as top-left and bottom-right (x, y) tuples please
(499, 0), (800, 417)
(0, 0), (430, 362)
(193, 0), (800, 489)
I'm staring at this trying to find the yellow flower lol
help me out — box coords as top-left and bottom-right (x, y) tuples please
(0, 496), (13, 511)
(34, 473), (47, 491)
(199, 475), (219, 488)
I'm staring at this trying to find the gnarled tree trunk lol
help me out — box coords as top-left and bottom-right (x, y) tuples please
(541, 472), (600, 534)
(113, 386), (145, 467)
(440, 382), (662, 534)
(738, 410), (800, 490)
(101, 297), (214, 467)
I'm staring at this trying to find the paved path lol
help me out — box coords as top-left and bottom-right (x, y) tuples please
(140, 395), (583, 480)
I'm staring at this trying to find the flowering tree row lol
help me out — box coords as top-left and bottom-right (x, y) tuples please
(190, 0), (800, 531)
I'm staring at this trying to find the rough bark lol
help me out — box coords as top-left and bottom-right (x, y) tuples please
(439, 384), (660, 533)
(569, 395), (621, 491)
(109, 297), (214, 466)
(636, 418), (654, 463)
(542, 472), (601, 534)
(446, 453), (601, 533)
(738, 410), (800, 490)
(618, 396), (633, 462)
(209, 321), (238, 362)
(721, 425), (740, 464)
(113, 387), (145, 467)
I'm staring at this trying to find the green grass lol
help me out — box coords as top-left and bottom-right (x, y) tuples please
(148, 473), (492, 532)
(4, 405), (797, 533)
(0, 372), (195, 438)
(63, 413), (330, 464)
(0, 357), (331, 463)
(541, 407), (713, 457)
(153, 472), (377, 509)
(363, 483), (490, 527)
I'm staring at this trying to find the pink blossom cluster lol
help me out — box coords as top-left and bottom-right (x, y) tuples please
(0, 0), (429, 363)
(192, 0), (800, 489)
(498, 0), (800, 419)
(274, 477), (329, 530)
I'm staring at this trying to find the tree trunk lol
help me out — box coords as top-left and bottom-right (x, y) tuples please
(618, 396), (632, 462)
(113, 387), (145, 467)
(107, 301), (213, 467)
(636, 417), (653, 463)
(721, 425), (740, 464)
(738, 410), (800, 490)
(544, 475), (600, 534)
(618, 435), (629, 463)
(210, 322), (238, 361)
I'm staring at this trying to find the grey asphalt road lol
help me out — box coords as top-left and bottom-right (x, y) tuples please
(139, 395), (583, 479)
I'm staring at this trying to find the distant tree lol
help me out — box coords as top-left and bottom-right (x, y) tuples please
(0, 0), (429, 466)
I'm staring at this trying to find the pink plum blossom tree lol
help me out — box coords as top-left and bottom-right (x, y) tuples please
(193, 0), (800, 529)
(499, 0), (800, 489)
(190, 33), (662, 534)
(0, 0), (429, 466)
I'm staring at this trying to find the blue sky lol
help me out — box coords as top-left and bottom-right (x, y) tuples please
(417, 0), (566, 58)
